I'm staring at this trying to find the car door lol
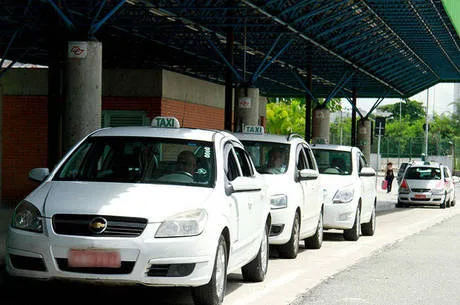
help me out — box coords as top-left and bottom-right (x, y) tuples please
(296, 145), (318, 234)
(303, 144), (323, 221)
(233, 145), (265, 239)
(443, 166), (454, 202)
(358, 152), (375, 219)
(224, 143), (260, 265)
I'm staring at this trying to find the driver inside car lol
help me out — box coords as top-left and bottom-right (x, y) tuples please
(176, 150), (197, 175)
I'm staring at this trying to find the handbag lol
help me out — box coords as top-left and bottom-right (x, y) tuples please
(381, 180), (388, 190)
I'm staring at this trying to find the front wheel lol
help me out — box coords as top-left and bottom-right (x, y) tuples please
(192, 235), (227, 305)
(343, 207), (360, 241)
(242, 224), (269, 282)
(361, 205), (376, 236)
(305, 209), (323, 249)
(278, 213), (300, 259)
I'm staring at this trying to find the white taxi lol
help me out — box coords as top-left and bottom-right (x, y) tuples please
(235, 128), (324, 259)
(398, 161), (456, 208)
(311, 144), (377, 241)
(6, 117), (271, 305)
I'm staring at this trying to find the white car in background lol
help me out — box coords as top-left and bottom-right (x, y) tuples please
(311, 144), (377, 241)
(6, 117), (271, 305)
(235, 131), (324, 259)
(398, 161), (456, 208)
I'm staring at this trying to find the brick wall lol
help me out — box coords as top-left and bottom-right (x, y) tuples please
(2, 96), (48, 205)
(161, 98), (224, 129)
(1, 96), (226, 206)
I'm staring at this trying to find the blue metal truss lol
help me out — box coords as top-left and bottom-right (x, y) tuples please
(0, 0), (459, 100)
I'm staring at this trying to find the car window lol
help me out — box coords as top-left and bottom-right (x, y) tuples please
(55, 136), (215, 187)
(304, 145), (317, 170)
(358, 154), (368, 172)
(443, 167), (450, 179)
(405, 166), (441, 180)
(234, 146), (254, 177)
(313, 149), (351, 175)
(296, 145), (308, 170)
(226, 147), (240, 181)
(241, 140), (289, 174)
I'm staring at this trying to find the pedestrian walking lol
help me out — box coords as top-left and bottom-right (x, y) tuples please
(385, 162), (395, 193)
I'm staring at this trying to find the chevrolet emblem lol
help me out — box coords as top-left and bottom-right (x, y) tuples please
(88, 217), (108, 234)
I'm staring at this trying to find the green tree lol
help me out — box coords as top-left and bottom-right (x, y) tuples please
(378, 99), (425, 121)
(266, 97), (342, 136)
(266, 99), (305, 136)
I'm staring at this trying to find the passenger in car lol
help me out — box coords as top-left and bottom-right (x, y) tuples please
(267, 148), (286, 174)
(331, 157), (346, 172)
(430, 169), (440, 180)
(176, 150), (197, 175)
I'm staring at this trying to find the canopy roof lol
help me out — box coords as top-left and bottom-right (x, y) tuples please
(1, 0), (459, 99)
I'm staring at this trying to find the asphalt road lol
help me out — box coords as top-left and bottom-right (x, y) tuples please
(0, 180), (458, 305)
(290, 211), (460, 305)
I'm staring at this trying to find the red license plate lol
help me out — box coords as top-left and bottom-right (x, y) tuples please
(414, 194), (426, 199)
(68, 249), (121, 268)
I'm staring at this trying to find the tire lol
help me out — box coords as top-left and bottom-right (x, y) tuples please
(395, 200), (406, 208)
(241, 224), (269, 282)
(305, 209), (323, 249)
(278, 213), (300, 259)
(192, 235), (228, 305)
(343, 207), (360, 241)
(440, 194), (447, 209)
(361, 205), (376, 236)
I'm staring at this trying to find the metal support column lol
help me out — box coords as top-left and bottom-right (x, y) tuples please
(225, 27), (234, 131)
(351, 88), (357, 146)
(305, 65), (312, 142)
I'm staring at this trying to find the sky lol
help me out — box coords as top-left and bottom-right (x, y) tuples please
(344, 82), (458, 117)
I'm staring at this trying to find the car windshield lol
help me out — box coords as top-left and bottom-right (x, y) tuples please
(241, 141), (289, 174)
(54, 136), (215, 187)
(404, 166), (441, 180)
(312, 149), (352, 175)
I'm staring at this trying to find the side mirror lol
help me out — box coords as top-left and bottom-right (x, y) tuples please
(29, 168), (50, 182)
(299, 169), (319, 180)
(359, 167), (376, 177)
(226, 176), (262, 195)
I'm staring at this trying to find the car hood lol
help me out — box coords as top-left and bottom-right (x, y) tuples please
(28, 181), (214, 222)
(319, 174), (354, 200)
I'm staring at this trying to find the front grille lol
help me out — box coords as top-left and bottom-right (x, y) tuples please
(411, 188), (430, 193)
(10, 254), (47, 271)
(56, 258), (135, 274)
(53, 214), (147, 237)
(146, 264), (195, 277)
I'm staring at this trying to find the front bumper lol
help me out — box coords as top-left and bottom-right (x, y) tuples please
(6, 220), (216, 287)
(323, 202), (357, 230)
(268, 208), (294, 245)
(398, 192), (445, 206)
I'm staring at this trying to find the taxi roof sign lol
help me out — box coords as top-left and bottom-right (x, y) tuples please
(151, 116), (180, 128)
(243, 125), (264, 135)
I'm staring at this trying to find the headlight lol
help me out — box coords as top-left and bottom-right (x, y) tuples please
(270, 194), (288, 209)
(431, 188), (444, 195)
(333, 186), (354, 203)
(12, 200), (43, 233)
(155, 209), (207, 238)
